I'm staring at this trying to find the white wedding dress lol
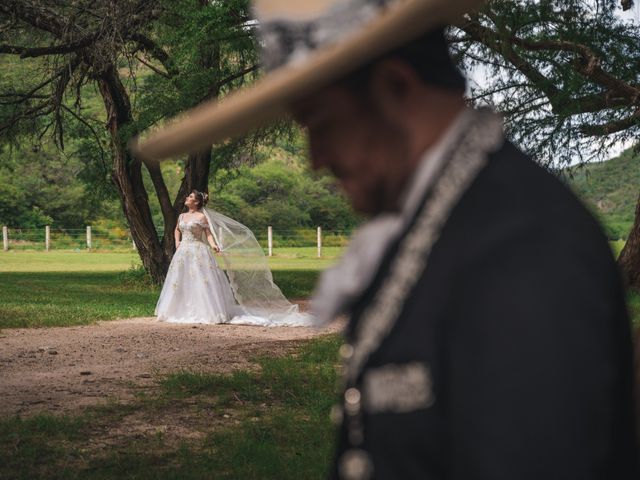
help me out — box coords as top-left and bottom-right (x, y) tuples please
(155, 211), (312, 327)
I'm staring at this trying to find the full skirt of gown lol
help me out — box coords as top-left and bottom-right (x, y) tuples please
(155, 239), (239, 324)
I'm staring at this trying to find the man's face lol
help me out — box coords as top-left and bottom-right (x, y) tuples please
(293, 85), (410, 215)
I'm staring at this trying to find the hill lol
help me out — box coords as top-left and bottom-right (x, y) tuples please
(567, 147), (639, 240)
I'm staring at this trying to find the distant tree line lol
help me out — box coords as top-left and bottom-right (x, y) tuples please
(0, 139), (359, 234)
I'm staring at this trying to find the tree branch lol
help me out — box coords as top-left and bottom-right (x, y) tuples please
(135, 55), (170, 78)
(130, 32), (178, 77)
(0, 102), (53, 134)
(580, 109), (640, 136)
(0, 35), (97, 58)
(469, 82), (533, 102)
(509, 36), (640, 101)
(143, 158), (176, 235)
(459, 15), (640, 119)
(202, 64), (259, 101)
(460, 19), (561, 100)
(60, 104), (107, 164)
(50, 57), (82, 149)
(0, 0), (71, 37)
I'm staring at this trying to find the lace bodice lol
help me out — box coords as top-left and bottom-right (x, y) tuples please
(179, 216), (209, 243)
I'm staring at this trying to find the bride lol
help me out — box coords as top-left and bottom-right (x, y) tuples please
(155, 190), (311, 326)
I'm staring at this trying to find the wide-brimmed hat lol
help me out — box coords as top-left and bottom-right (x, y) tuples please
(132, 0), (484, 161)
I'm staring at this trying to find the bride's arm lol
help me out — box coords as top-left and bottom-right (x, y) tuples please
(198, 214), (219, 252)
(205, 228), (220, 252)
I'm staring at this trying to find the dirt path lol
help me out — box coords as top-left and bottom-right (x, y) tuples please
(0, 303), (342, 417)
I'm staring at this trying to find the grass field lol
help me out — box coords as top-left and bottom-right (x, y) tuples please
(0, 250), (342, 478)
(2, 247), (639, 329)
(1, 248), (639, 479)
(0, 249), (336, 329)
(610, 239), (626, 258)
(0, 247), (343, 273)
(0, 250), (142, 272)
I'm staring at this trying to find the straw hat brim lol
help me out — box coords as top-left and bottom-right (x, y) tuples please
(131, 0), (483, 161)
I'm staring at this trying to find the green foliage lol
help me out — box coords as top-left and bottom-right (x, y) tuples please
(135, 0), (257, 131)
(567, 147), (640, 240)
(610, 239), (626, 258)
(119, 263), (157, 290)
(0, 0), (359, 267)
(211, 149), (359, 233)
(0, 141), (119, 228)
(0, 130), (360, 239)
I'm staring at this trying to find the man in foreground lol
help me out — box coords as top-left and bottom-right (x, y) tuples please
(302, 26), (638, 479)
(135, 1), (639, 478)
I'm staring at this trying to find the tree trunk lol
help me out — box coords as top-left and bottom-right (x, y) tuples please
(173, 148), (212, 210)
(617, 193), (640, 291)
(145, 159), (179, 260)
(97, 65), (170, 283)
(166, 19), (219, 258)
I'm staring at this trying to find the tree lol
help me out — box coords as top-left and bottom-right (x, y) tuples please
(453, 0), (640, 289)
(211, 156), (360, 233)
(0, 0), (260, 283)
(0, 142), (102, 228)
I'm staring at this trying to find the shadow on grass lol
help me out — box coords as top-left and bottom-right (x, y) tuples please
(0, 272), (159, 328)
(0, 335), (342, 480)
(0, 270), (321, 329)
(271, 270), (321, 299)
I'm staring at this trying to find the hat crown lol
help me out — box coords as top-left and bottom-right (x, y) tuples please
(254, 0), (395, 71)
(254, 0), (351, 21)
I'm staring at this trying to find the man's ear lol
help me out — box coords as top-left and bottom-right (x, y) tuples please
(368, 59), (421, 124)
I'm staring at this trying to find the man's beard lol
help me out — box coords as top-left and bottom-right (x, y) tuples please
(353, 120), (411, 216)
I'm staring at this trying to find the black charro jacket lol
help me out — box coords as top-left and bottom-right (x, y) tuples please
(330, 138), (639, 480)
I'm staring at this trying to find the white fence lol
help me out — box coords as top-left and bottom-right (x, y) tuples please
(1, 225), (351, 257)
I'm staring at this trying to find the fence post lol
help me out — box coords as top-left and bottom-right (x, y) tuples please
(2, 226), (7, 251)
(317, 226), (322, 258)
(267, 225), (273, 257)
(45, 225), (50, 252)
(86, 226), (92, 250)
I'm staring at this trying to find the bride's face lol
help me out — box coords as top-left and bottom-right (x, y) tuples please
(184, 193), (197, 208)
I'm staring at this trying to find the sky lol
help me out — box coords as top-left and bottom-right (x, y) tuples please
(595, 1), (639, 160)
(619, 2), (640, 22)
(604, 4), (639, 161)
(466, 3), (639, 164)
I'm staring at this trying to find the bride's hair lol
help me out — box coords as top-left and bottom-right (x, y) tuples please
(191, 189), (209, 209)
